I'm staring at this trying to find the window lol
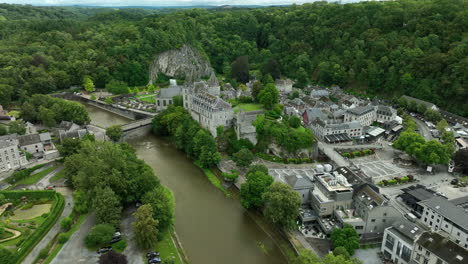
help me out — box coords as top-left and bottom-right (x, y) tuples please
(355, 226), (363, 230)
(423, 259), (428, 264)
(401, 245), (412, 262)
(382, 219), (386, 223)
(424, 217), (427, 222)
(396, 242), (402, 255)
(383, 213), (387, 216)
(418, 245), (422, 251)
(425, 250), (430, 257)
(446, 224), (449, 228)
(415, 253), (421, 261)
(385, 235), (395, 250)
(371, 219), (376, 222)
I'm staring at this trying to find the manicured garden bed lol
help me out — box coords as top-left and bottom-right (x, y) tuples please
(0, 190), (64, 264)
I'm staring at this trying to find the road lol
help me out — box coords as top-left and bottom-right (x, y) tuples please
(22, 187), (73, 264)
(50, 214), (99, 264)
(412, 116), (433, 140)
(122, 206), (144, 264)
(317, 142), (350, 167)
(31, 165), (63, 190)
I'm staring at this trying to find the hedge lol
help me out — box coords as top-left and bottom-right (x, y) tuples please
(0, 191), (65, 264)
(256, 152), (313, 164)
(6, 164), (47, 184)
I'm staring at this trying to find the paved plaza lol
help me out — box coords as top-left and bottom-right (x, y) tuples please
(352, 155), (418, 182)
(269, 168), (316, 183)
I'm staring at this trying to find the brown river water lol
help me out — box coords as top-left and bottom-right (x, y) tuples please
(83, 103), (287, 264)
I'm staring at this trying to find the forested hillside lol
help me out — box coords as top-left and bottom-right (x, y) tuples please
(0, 0), (466, 116)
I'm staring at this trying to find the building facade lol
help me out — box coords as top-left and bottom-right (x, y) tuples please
(0, 140), (28, 172)
(412, 232), (467, 264)
(344, 105), (376, 126)
(419, 196), (468, 249)
(381, 220), (424, 264)
(235, 110), (263, 145)
(155, 86), (183, 111)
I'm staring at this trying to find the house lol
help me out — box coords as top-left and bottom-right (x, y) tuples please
(275, 79), (293, 93)
(18, 134), (44, 157)
(376, 105), (397, 123)
(339, 184), (402, 238)
(310, 170), (354, 217)
(39, 132), (52, 149)
(344, 105), (376, 126)
(154, 86), (183, 111)
(412, 232), (467, 264)
(59, 129), (89, 142)
(418, 196), (468, 248)
(398, 185), (441, 218)
(235, 110), (263, 145)
(0, 140), (28, 172)
(402, 95), (439, 111)
(302, 108), (328, 125)
(310, 89), (329, 98)
(285, 174), (314, 205)
(183, 88), (234, 137)
(381, 220), (425, 264)
(310, 120), (362, 143)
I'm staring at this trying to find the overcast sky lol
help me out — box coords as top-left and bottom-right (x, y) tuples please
(1, 0), (351, 7)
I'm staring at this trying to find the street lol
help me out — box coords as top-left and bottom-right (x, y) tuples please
(122, 206), (144, 264)
(411, 116), (433, 140)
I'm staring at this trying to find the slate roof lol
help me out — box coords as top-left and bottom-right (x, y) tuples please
(158, 87), (183, 98)
(416, 232), (467, 264)
(450, 195), (468, 210)
(18, 134), (41, 146)
(387, 219), (425, 243)
(304, 108), (327, 122)
(39, 132), (51, 142)
(285, 174), (313, 190)
(0, 140), (15, 149)
(419, 196), (468, 231)
(346, 105), (375, 116)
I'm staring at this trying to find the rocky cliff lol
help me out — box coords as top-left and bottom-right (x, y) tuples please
(148, 45), (214, 84)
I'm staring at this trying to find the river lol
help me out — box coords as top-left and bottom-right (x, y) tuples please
(83, 103), (287, 264)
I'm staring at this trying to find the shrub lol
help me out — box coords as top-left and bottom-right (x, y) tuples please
(6, 164), (46, 184)
(400, 176), (409, 183)
(85, 224), (115, 248)
(382, 180), (389, 186)
(38, 248), (49, 259)
(388, 179), (398, 185)
(222, 171), (239, 182)
(60, 217), (72, 230)
(407, 175), (415, 182)
(0, 245), (14, 264)
(112, 239), (127, 252)
(58, 232), (70, 244)
(352, 151), (362, 157)
(394, 177), (401, 183)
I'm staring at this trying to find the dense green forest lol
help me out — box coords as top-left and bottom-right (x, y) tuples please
(0, 0), (466, 116)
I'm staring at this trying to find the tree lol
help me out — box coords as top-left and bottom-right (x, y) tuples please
(58, 138), (82, 157)
(296, 67), (308, 88)
(231, 56), (249, 83)
(0, 125), (7, 136)
(39, 106), (56, 127)
(93, 187), (122, 227)
(8, 120), (26, 135)
(436, 119), (449, 133)
(232, 148), (255, 167)
(85, 224), (115, 248)
(222, 170), (239, 182)
(60, 216), (72, 230)
(330, 224), (360, 255)
(106, 80), (128, 95)
(262, 182), (301, 229)
(322, 253), (362, 264)
(258, 83), (279, 109)
(454, 149), (468, 175)
(83, 76), (95, 93)
(416, 139), (451, 165)
(105, 97), (113, 104)
(291, 249), (321, 264)
(0, 245), (14, 264)
(99, 251), (128, 264)
(333, 246), (350, 259)
(133, 204), (159, 249)
(106, 125), (123, 142)
(147, 84), (155, 93)
(0, 84), (14, 106)
(172, 95), (183, 107)
(142, 186), (174, 233)
(73, 190), (89, 214)
(252, 81), (263, 101)
(289, 115), (302, 128)
(240, 170), (274, 209)
(393, 131), (425, 156)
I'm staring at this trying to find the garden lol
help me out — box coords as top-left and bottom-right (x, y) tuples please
(377, 175), (416, 187)
(0, 190), (64, 264)
(340, 149), (375, 159)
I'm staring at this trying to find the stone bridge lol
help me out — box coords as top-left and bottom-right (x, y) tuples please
(120, 117), (154, 139)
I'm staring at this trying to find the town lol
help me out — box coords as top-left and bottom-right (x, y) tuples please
(0, 1), (467, 264)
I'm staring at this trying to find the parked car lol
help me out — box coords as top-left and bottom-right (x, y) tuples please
(147, 251), (160, 258)
(97, 247), (112, 254)
(148, 257), (162, 264)
(44, 185), (55, 190)
(110, 236), (122, 244)
(451, 179), (459, 185)
(114, 231), (121, 237)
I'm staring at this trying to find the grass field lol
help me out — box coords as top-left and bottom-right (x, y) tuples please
(135, 94), (156, 104)
(154, 229), (183, 264)
(50, 169), (65, 183)
(13, 166), (58, 186)
(233, 103), (263, 114)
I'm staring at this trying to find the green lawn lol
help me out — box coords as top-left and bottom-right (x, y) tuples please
(154, 229), (183, 264)
(14, 166), (58, 186)
(295, 126), (306, 132)
(233, 103), (263, 114)
(136, 94), (156, 104)
(50, 169), (65, 183)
